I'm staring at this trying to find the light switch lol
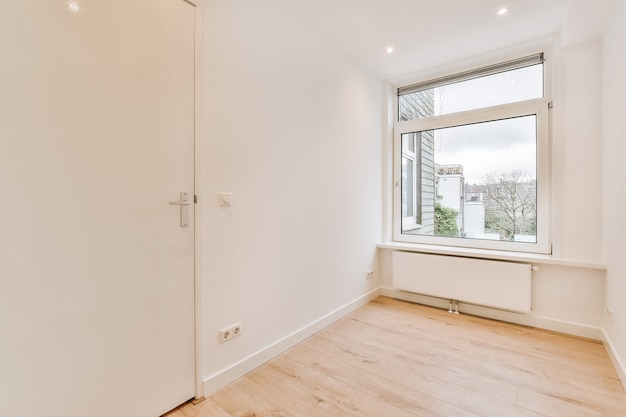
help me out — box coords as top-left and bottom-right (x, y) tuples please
(219, 192), (232, 207)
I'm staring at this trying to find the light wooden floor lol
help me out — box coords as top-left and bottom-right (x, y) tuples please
(166, 296), (626, 417)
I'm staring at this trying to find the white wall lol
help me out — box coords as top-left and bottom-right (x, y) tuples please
(602, 0), (626, 383)
(379, 37), (607, 339)
(199, 0), (383, 393)
(558, 39), (603, 262)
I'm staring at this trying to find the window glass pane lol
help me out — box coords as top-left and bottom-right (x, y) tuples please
(401, 115), (537, 243)
(399, 64), (543, 121)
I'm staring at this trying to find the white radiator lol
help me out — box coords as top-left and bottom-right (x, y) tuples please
(392, 252), (532, 312)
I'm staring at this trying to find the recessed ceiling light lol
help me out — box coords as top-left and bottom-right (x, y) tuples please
(386, 46), (394, 54)
(67, 0), (81, 14)
(498, 7), (508, 16)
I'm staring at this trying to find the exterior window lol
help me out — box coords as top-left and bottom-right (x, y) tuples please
(394, 53), (551, 254)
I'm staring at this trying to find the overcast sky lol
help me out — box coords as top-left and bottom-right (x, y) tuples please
(432, 65), (542, 184)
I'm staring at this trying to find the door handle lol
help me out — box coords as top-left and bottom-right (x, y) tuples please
(169, 192), (191, 227)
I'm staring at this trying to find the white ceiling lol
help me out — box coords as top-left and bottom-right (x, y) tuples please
(275, 0), (615, 80)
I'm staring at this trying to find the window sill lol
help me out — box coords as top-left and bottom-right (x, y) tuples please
(377, 242), (607, 270)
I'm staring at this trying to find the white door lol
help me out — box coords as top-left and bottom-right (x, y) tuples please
(0, 1), (196, 416)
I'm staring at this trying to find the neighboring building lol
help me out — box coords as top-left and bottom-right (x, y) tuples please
(464, 201), (487, 238)
(462, 178), (537, 241)
(464, 184), (487, 238)
(436, 164), (465, 235)
(399, 89), (436, 235)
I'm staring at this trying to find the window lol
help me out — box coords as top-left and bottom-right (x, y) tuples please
(393, 53), (551, 254)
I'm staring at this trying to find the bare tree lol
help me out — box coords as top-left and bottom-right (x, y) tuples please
(481, 170), (536, 240)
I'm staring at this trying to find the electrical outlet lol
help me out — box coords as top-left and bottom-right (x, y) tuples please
(219, 322), (242, 343)
(365, 270), (374, 279)
(607, 307), (614, 323)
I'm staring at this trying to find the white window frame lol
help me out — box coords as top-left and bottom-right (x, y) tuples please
(392, 51), (552, 254)
(401, 133), (420, 230)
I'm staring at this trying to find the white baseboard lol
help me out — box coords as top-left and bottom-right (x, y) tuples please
(380, 287), (604, 340)
(602, 329), (626, 391)
(202, 288), (381, 396)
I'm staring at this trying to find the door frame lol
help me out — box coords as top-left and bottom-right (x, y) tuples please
(187, 0), (205, 401)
